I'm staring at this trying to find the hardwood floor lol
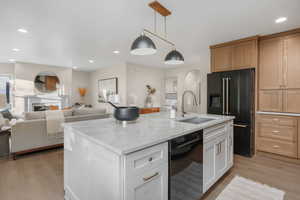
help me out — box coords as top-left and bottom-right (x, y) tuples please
(0, 149), (299, 200)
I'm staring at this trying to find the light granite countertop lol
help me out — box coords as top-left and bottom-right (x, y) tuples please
(64, 112), (234, 155)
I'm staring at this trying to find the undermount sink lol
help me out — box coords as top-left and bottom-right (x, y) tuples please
(178, 117), (215, 124)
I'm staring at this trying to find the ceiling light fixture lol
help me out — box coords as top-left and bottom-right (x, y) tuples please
(73, 66), (78, 69)
(12, 48), (20, 52)
(8, 59), (16, 62)
(165, 50), (184, 65)
(88, 60), (94, 63)
(17, 28), (28, 33)
(130, 1), (184, 65)
(113, 50), (120, 54)
(275, 17), (287, 23)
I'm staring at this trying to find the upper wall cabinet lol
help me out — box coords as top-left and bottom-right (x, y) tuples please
(210, 36), (258, 72)
(211, 46), (233, 72)
(259, 37), (284, 90)
(284, 33), (300, 89)
(232, 40), (258, 70)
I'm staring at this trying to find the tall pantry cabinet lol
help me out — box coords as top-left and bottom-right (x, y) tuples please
(259, 33), (300, 113)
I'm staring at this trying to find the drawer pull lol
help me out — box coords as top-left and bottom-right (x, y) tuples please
(273, 145), (280, 149)
(143, 172), (159, 182)
(272, 130), (280, 134)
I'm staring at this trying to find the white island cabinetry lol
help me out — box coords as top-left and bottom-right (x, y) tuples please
(124, 143), (168, 200)
(64, 113), (234, 200)
(203, 121), (233, 193)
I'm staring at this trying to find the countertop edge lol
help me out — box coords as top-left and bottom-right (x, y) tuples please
(64, 116), (234, 155)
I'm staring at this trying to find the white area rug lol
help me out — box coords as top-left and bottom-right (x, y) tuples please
(216, 176), (285, 200)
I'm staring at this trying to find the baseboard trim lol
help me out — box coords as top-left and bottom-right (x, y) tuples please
(257, 151), (300, 165)
(13, 143), (63, 158)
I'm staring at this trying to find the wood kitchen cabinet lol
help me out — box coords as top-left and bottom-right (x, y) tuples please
(283, 90), (300, 113)
(211, 46), (233, 72)
(210, 36), (258, 72)
(256, 114), (298, 158)
(284, 33), (300, 89)
(259, 90), (282, 112)
(259, 37), (284, 90)
(258, 31), (300, 113)
(298, 120), (300, 159)
(232, 40), (257, 70)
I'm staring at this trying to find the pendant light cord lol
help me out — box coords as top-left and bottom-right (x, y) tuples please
(164, 16), (167, 38)
(154, 11), (157, 33)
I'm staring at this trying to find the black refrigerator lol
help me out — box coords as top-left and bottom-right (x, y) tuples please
(207, 69), (255, 157)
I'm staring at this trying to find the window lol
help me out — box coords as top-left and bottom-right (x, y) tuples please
(0, 75), (12, 108)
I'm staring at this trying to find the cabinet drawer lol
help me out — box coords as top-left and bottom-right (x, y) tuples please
(257, 137), (297, 158)
(257, 114), (297, 127)
(258, 124), (297, 142)
(204, 123), (227, 143)
(125, 143), (168, 175)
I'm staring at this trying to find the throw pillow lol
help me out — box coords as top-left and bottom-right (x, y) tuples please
(0, 109), (13, 120)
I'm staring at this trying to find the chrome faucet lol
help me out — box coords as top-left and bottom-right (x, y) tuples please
(181, 90), (198, 117)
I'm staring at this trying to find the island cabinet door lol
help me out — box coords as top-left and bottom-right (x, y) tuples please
(215, 134), (228, 179)
(125, 164), (168, 200)
(203, 138), (216, 192)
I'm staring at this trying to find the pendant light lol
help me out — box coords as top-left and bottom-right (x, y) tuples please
(130, 33), (157, 55)
(165, 49), (184, 65)
(130, 1), (184, 65)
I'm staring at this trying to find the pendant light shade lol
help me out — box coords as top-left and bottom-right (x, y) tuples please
(130, 35), (157, 55)
(165, 50), (184, 65)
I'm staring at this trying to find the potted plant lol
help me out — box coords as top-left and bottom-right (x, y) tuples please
(145, 85), (156, 108)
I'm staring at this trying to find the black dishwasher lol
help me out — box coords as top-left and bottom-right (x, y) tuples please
(169, 130), (203, 200)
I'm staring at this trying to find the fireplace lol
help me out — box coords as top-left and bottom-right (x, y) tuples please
(32, 103), (60, 111)
(24, 95), (69, 112)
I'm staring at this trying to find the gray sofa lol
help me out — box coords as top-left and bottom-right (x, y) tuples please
(11, 108), (110, 158)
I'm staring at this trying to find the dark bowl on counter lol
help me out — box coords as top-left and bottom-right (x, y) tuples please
(107, 102), (140, 121)
(113, 106), (140, 121)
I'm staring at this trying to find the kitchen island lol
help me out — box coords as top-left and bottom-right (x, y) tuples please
(64, 112), (234, 200)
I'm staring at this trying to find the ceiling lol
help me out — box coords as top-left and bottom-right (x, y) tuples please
(0, 0), (299, 71)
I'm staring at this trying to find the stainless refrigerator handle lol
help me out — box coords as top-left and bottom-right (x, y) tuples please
(232, 124), (248, 128)
(222, 78), (225, 115)
(226, 78), (229, 115)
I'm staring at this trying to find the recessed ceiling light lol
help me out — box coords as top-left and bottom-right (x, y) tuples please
(8, 59), (16, 62)
(17, 28), (28, 33)
(113, 50), (120, 54)
(88, 60), (94, 63)
(12, 48), (20, 52)
(275, 17), (287, 24)
(73, 66), (78, 69)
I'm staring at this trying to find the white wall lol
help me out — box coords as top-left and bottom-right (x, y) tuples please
(0, 63), (15, 74)
(13, 62), (73, 114)
(72, 70), (91, 105)
(127, 63), (164, 107)
(164, 51), (210, 114)
(89, 64), (127, 113)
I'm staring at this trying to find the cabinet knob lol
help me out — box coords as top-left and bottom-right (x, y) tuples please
(148, 157), (153, 162)
(273, 145), (280, 149)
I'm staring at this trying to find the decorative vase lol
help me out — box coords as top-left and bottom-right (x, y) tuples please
(145, 95), (153, 108)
